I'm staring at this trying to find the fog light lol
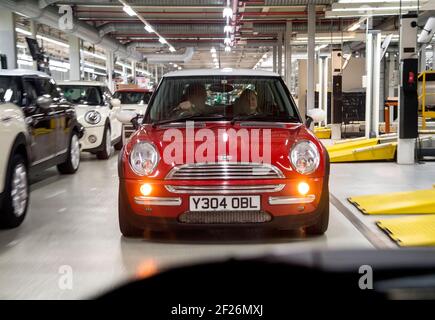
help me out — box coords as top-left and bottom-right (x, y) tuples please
(140, 183), (152, 196)
(88, 135), (97, 143)
(297, 182), (310, 196)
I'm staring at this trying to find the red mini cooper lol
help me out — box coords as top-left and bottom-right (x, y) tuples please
(117, 69), (329, 237)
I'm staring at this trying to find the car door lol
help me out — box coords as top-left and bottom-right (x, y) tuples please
(103, 86), (122, 142)
(35, 78), (69, 156)
(21, 77), (56, 165)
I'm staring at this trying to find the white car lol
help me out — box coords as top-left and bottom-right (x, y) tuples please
(58, 81), (123, 159)
(113, 88), (153, 140)
(0, 102), (29, 228)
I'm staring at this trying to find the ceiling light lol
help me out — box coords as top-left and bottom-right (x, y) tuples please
(144, 24), (155, 33)
(224, 37), (232, 45)
(169, 46), (176, 52)
(159, 37), (167, 44)
(122, 5), (136, 16)
(173, 63), (178, 67)
(223, 7), (233, 19)
(212, 53), (217, 58)
(178, 66), (182, 70)
(315, 44), (328, 51)
(225, 46), (231, 52)
(210, 47), (216, 53)
(347, 22), (361, 32)
(15, 27), (32, 36)
(332, 5), (418, 12)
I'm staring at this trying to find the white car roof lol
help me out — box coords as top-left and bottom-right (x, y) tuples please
(163, 68), (280, 78)
(57, 80), (106, 87)
(0, 69), (52, 78)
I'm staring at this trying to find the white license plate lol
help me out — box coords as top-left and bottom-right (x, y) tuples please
(189, 196), (260, 212)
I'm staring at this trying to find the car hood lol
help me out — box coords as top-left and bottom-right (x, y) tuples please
(126, 121), (325, 179)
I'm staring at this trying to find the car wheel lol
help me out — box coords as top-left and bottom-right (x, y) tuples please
(57, 132), (81, 174)
(97, 126), (112, 160)
(114, 126), (124, 151)
(305, 188), (329, 236)
(0, 154), (29, 229)
(118, 185), (143, 238)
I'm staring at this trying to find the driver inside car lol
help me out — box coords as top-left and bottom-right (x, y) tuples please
(177, 83), (208, 114)
(235, 88), (259, 115)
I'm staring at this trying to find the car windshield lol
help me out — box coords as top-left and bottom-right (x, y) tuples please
(59, 85), (102, 105)
(145, 76), (300, 124)
(113, 91), (151, 105)
(0, 76), (20, 104)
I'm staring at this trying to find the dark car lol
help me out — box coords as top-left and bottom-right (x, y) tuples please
(0, 69), (84, 176)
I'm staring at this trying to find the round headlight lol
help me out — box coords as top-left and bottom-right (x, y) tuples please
(290, 140), (320, 174)
(84, 110), (101, 125)
(129, 142), (159, 176)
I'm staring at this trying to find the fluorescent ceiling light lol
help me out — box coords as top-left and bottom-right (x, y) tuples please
(123, 5), (136, 16)
(158, 37), (167, 44)
(37, 35), (69, 48)
(144, 24), (155, 33)
(169, 46), (176, 52)
(224, 37), (232, 45)
(210, 47), (216, 53)
(224, 25), (233, 33)
(332, 5), (418, 11)
(315, 44), (328, 51)
(212, 53), (217, 58)
(347, 22), (361, 32)
(225, 46), (231, 52)
(339, 0), (420, 3)
(178, 66), (182, 70)
(223, 7), (233, 19)
(15, 27), (32, 36)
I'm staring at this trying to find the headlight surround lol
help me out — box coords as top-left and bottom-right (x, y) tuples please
(84, 110), (102, 125)
(129, 141), (159, 176)
(290, 140), (320, 175)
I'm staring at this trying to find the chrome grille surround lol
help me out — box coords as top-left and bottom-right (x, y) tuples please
(166, 184), (285, 194)
(165, 162), (285, 180)
(178, 211), (272, 224)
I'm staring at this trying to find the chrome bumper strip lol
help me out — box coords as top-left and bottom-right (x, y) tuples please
(134, 196), (182, 206)
(268, 195), (316, 205)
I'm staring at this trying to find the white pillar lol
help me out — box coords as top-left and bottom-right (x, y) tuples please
(69, 35), (81, 80)
(322, 57), (329, 125)
(277, 35), (283, 76)
(106, 51), (114, 92)
(155, 65), (159, 84)
(285, 21), (292, 86)
(272, 45), (277, 73)
(306, 4), (316, 112)
(0, 10), (17, 69)
(420, 45), (427, 72)
(131, 60), (136, 83)
(365, 31), (381, 138)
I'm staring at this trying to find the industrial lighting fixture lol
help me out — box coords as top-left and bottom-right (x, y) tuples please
(223, 7), (233, 19)
(347, 22), (361, 32)
(169, 46), (176, 52)
(339, 0), (419, 3)
(332, 5), (418, 11)
(122, 5), (136, 16)
(225, 45), (231, 52)
(224, 37), (232, 45)
(212, 53), (217, 58)
(173, 63), (178, 68)
(144, 24), (155, 33)
(178, 66), (182, 70)
(15, 27), (32, 36)
(315, 44), (328, 51)
(159, 37), (167, 44)
(210, 47), (216, 53)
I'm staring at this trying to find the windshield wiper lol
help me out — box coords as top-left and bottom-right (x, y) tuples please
(230, 113), (298, 124)
(152, 113), (225, 128)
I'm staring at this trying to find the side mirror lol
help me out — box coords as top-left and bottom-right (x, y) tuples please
(36, 95), (53, 109)
(305, 115), (313, 129)
(116, 110), (137, 125)
(110, 98), (121, 109)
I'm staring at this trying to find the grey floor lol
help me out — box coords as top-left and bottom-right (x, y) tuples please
(0, 151), (396, 299)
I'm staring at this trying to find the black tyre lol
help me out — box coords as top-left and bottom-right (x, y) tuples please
(57, 132), (81, 174)
(114, 126), (124, 151)
(118, 185), (143, 238)
(305, 186), (329, 235)
(0, 154), (29, 229)
(96, 126), (112, 160)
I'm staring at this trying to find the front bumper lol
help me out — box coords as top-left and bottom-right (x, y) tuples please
(80, 125), (105, 152)
(119, 177), (328, 231)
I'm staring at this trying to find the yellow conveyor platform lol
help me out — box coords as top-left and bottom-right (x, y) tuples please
(314, 127), (331, 139)
(377, 215), (435, 247)
(328, 142), (397, 162)
(348, 187), (435, 215)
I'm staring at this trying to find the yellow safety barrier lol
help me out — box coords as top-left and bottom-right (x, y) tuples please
(377, 215), (435, 247)
(348, 187), (435, 215)
(314, 127), (331, 139)
(326, 137), (379, 153)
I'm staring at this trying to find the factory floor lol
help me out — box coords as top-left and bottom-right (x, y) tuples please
(3, 152), (433, 299)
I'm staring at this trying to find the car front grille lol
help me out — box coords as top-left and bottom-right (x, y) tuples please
(178, 211), (272, 224)
(166, 184), (285, 194)
(165, 162), (285, 180)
